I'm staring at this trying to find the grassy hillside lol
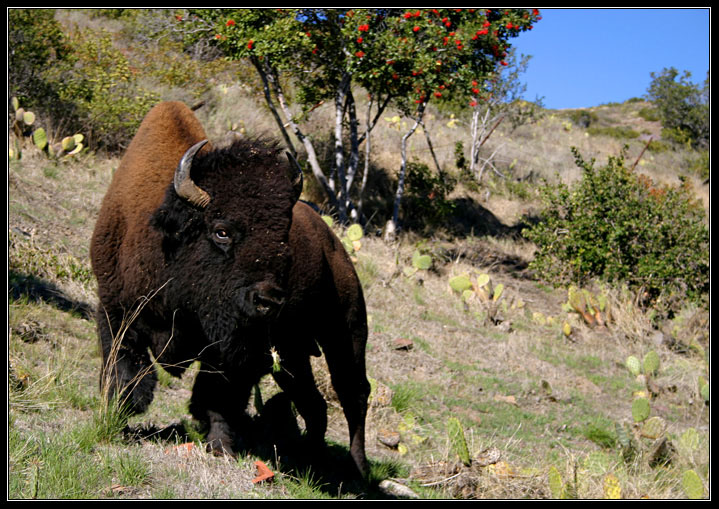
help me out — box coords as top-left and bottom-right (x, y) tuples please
(8, 9), (709, 500)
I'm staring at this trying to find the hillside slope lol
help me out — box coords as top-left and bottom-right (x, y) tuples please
(8, 99), (709, 498)
(9, 10), (708, 499)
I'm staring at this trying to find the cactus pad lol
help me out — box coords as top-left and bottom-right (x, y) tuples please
(449, 274), (472, 293)
(346, 223), (363, 241)
(447, 417), (471, 466)
(32, 128), (48, 151)
(682, 469), (704, 499)
(642, 350), (660, 376)
(625, 356), (641, 376)
(411, 250), (432, 270)
(631, 397), (651, 422)
(640, 416), (666, 439)
(603, 473), (622, 499)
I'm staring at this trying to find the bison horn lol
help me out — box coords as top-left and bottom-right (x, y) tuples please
(175, 140), (211, 208)
(285, 151), (304, 202)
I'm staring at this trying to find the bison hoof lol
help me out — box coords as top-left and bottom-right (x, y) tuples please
(206, 437), (238, 458)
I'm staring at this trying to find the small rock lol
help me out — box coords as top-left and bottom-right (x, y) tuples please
(377, 429), (401, 449)
(371, 382), (393, 407)
(474, 447), (501, 467)
(378, 479), (419, 499)
(393, 338), (414, 351)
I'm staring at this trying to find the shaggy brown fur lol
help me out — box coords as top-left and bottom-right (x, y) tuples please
(90, 101), (369, 477)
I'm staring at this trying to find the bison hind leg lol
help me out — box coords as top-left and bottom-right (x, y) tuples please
(319, 329), (371, 479)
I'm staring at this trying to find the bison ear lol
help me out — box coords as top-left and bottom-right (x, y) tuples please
(285, 152), (304, 203)
(150, 197), (203, 259)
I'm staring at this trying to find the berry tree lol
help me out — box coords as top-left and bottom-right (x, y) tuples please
(181, 8), (540, 228)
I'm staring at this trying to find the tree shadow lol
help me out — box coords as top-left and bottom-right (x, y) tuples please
(123, 391), (403, 499)
(400, 194), (543, 277)
(9, 270), (95, 320)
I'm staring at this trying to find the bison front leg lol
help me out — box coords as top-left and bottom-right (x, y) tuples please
(189, 369), (253, 457)
(270, 351), (328, 453)
(97, 309), (157, 415)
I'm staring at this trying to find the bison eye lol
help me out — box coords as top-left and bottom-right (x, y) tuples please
(213, 228), (231, 244)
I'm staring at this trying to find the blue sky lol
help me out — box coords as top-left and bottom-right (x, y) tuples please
(509, 8), (710, 109)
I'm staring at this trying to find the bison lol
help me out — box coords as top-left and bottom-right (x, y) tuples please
(90, 101), (370, 477)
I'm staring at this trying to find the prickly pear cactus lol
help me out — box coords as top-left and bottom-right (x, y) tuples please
(603, 473), (622, 499)
(640, 416), (666, 439)
(625, 356), (641, 376)
(643, 350), (660, 376)
(447, 417), (471, 466)
(631, 397), (651, 423)
(449, 274), (472, 294)
(548, 466), (563, 499)
(346, 223), (363, 242)
(682, 469), (705, 499)
(411, 249), (432, 270)
(32, 128), (48, 151)
(492, 283), (504, 302)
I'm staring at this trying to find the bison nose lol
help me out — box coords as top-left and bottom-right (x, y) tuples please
(250, 282), (286, 317)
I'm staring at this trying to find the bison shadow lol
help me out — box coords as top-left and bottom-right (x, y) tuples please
(123, 391), (402, 499)
(9, 270), (95, 320)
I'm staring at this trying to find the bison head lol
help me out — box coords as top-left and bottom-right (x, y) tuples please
(151, 138), (303, 335)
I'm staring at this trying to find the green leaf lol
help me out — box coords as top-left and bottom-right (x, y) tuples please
(321, 215), (334, 228)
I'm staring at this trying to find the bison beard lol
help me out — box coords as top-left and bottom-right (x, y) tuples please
(90, 101), (370, 478)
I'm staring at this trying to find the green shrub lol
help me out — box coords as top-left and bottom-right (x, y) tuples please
(646, 67), (708, 150)
(402, 161), (456, 229)
(689, 150), (709, 181)
(646, 139), (670, 153)
(586, 126), (640, 140)
(567, 109), (598, 128)
(522, 147), (708, 312)
(638, 107), (661, 122)
(9, 11), (159, 153)
(8, 9), (70, 109)
(55, 28), (159, 151)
